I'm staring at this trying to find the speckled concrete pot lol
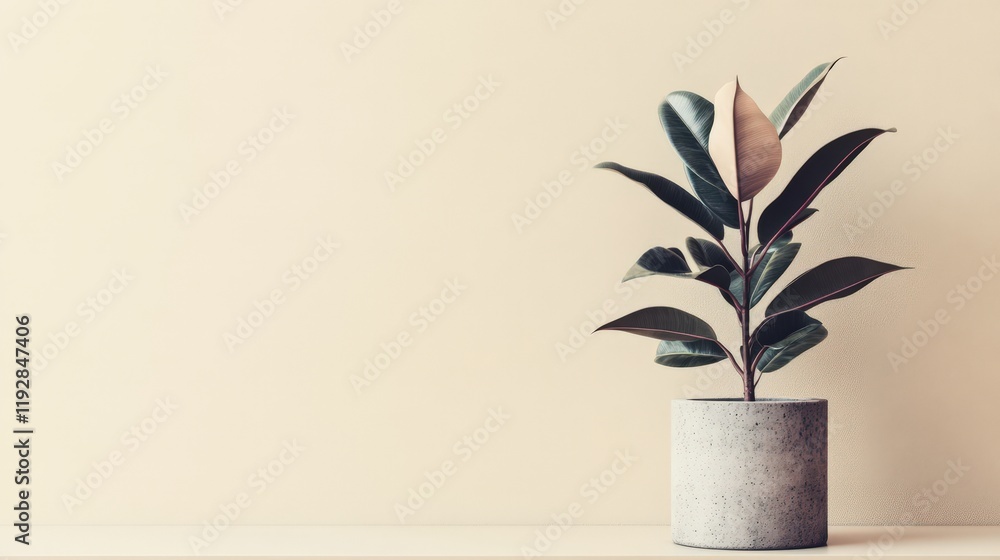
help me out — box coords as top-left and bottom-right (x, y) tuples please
(671, 398), (827, 550)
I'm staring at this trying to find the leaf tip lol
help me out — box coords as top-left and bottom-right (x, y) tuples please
(886, 127), (898, 133)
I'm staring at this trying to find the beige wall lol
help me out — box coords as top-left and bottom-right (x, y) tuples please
(1, 0), (997, 530)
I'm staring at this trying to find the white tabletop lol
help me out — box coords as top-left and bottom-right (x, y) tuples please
(6, 525), (1000, 558)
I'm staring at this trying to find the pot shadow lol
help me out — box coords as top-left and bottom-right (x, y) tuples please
(827, 527), (878, 547)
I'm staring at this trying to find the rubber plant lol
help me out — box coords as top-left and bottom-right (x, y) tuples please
(594, 59), (908, 401)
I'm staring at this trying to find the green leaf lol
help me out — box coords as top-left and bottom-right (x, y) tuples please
(655, 339), (727, 368)
(766, 256), (909, 318)
(693, 265), (739, 309)
(659, 93), (740, 227)
(757, 128), (895, 246)
(709, 79), (783, 202)
(596, 162), (725, 240)
(728, 270), (744, 303)
(622, 247), (691, 281)
(744, 232), (797, 308)
(621, 249), (735, 308)
(691, 265), (732, 291)
(750, 242), (801, 308)
(752, 311), (827, 372)
(750, 230), (793, 262)
(596, 306), (718, 343)
(756, 322), (828, 372)
(685, 167), (739, 228)
(770, 58), (843, 139)
(755, 310), (818, 346)
(788, 207), (819, 230)
(686, 238), (734, 272)
(659, 92), (727, 192)
(664, 247), (686, 261)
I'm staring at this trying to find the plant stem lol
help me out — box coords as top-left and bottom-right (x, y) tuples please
(713, 237), (743, 275)
(719, 344), (744, 377)
(747, 226), (774, 277)
(750, 350), (765, 377)
(738, 200), (755, 402)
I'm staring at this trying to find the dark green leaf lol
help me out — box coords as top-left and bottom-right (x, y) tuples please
(655, 339), (727, 368)
(659, 93), (727, 191)
(770, 58), (843, 139)
(751, 312), (825, 372)
(692, 265), (732, 292)
(686, 167), (739, 228)
(728, 270), (744, 304)
(659, 93), (739, 227)
(757, 323), (828, 372)
(755, 310), (819, 346)
(686, 237), (735, 272)
(596, 162), (725, 240)
(750, 242), (801, 307)
(621, 251), (735, 308)
(766, 256), (909, 318)
(693, 265), (740, 309)
(665, 247), (686, 261)
(622, 247), (691, 281)
(757, 128), (895, 246)
(788, 208), (819, 231)
(750, 231), (793, 262)
(596, 306), (718, 343)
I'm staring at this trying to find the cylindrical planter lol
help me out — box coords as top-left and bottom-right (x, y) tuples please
(671, 398), (827, 550)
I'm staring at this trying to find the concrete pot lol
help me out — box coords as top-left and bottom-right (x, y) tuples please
(671, 398), (827, 550)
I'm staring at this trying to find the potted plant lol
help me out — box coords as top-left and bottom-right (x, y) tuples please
(593, 60), (909, 550)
